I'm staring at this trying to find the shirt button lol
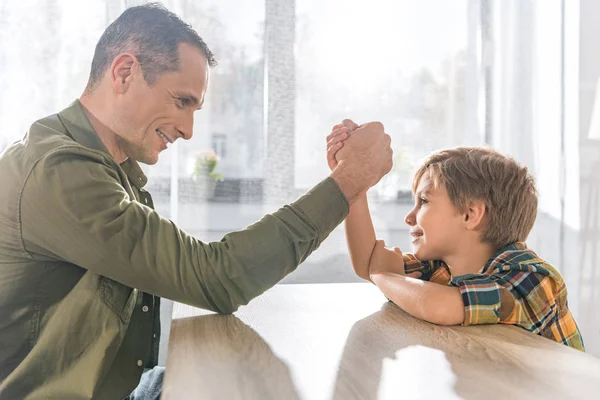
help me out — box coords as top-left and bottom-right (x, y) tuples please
(142, 305), (149, 312)
(144, 198), (149, 204)
(137, 360), (143, 367)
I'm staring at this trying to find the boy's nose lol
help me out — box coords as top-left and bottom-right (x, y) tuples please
(404, 211), (416, 226)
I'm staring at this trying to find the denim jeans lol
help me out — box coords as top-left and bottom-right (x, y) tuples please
(125, 367), (165, 400)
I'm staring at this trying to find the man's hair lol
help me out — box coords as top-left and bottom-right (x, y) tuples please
(412, 147), (538, 250)
(84, 2), (216, 93)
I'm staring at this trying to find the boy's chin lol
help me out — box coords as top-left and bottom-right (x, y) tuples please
(413, 247), (425, 260)
(413, 247), (433, 261)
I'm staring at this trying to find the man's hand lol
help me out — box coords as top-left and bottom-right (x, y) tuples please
(329, 119), (393, 203)
(368, 240), (421, 279)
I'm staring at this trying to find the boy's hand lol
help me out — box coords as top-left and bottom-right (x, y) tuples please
(326, 124), (349, 171)
(326, 119), (360, 171)
(368, 240), (421, 279)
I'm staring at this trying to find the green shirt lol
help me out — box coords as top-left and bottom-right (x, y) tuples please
(0, 100), (349, 399)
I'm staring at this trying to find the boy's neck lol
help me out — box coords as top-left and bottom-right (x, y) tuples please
(444, 242), (497, 277)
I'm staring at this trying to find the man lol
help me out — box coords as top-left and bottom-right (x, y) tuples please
(0, 3), (392, 399)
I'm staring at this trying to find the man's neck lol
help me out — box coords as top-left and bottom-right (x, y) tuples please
(79, 95), (128, 163)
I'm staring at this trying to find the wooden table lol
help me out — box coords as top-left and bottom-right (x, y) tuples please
(163, 283), (600, 400)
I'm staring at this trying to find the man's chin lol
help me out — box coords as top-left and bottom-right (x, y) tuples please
(135, 152), (160, 165)
(141, 157), (159, 166)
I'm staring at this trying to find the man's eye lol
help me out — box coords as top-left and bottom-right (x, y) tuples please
(178, 98), (190, 107)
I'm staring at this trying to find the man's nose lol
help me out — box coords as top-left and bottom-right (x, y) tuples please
(177, 114), (194, 140)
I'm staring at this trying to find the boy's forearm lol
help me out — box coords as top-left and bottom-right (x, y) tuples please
(371, 273), (464, 325)
(344, 195), (376, 281)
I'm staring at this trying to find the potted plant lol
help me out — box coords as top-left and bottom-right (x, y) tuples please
(191, 150), (223, 201)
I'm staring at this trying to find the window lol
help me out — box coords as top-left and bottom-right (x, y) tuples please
(0, 0), (564, 284)
(211, 133), (227, 159)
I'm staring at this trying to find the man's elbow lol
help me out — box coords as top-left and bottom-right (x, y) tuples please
(211, 284), (267, 314)
(213, 305), (237, 314)
(186, 297), (239, 314)
(213, 295), (249, 314)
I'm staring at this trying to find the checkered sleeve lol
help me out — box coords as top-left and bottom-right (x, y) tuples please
(403, 254), (436, 281)
(452, 270), (558, 331)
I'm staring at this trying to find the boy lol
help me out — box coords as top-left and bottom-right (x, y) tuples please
(326, 121), (584, 351)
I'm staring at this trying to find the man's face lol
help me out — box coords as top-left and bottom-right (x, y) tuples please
(404, 171), (466, 261)
(116, 43), (209, 165)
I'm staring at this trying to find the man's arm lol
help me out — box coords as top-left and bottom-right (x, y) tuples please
(20, 120), (392, 314)
(370, 272), (464, 325)
(20, 149), (349, 313)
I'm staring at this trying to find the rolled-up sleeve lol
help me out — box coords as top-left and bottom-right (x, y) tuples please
(20, 148), (349, 313)
(452, 271), (557, 332)
(454, 276), (505, 325)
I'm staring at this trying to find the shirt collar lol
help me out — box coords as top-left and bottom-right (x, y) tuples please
(120, 158), (149, 188)
(497, 241), (527, 253)
(58, 99), (148, 188)
(479, 241), (529, 273)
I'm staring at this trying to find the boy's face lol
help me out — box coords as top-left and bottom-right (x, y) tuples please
(404, 171), (466, 261)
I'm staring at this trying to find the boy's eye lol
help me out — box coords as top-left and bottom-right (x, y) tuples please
(419, 197), (428, 204)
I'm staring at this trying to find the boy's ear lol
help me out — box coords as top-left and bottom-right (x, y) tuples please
(463, 200), (487, 231)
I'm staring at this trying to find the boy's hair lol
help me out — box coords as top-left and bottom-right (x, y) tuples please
(412, 147), (538, 250)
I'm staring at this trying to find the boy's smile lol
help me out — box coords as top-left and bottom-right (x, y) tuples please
(410, 228), (424, 244)
(404, 170), (465, 262)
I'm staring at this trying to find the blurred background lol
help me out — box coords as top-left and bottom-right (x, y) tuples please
(2, 0), (600, 359)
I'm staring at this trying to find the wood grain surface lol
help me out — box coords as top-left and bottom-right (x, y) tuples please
(163, 283), (600, 400)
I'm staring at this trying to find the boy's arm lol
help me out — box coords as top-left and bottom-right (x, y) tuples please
(452, 270), (565, 334)
(344, 195), (378, 281)
(328, 122), (417, 282)
(345, 199), (427, 282)
(370, 272), (464, 325)
(327, 121), (378, 281)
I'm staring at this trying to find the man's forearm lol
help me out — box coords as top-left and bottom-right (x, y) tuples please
(330, 161), (369, 204)
(371, 273), (464, 325)
(23, 152), (350, 314)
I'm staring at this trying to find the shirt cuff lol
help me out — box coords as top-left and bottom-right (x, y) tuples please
(456, 279), (502, 326)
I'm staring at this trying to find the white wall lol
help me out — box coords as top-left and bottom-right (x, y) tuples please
(576, 0), (600, 357)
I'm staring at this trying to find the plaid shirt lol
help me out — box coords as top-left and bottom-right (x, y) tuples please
(404, 242), (584, 351)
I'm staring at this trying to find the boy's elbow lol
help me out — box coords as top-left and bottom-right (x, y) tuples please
(427, 302), (464, 326)
(432, 313), (463, 326)
(351, 263), (370, 282)
(357, 270), (371, 282)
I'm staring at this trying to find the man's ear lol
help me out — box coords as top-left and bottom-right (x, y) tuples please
(109, 53), (138, 94)
(463, 200), (487, 231)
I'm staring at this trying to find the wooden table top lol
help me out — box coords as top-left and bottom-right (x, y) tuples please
(162, 283), (600, 400)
